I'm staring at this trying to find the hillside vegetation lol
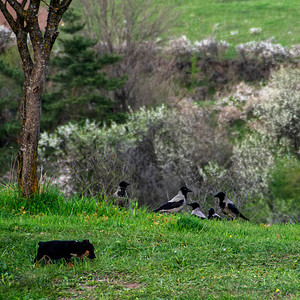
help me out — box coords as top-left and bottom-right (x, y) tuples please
(0, 186), (299, 299)
(0, 1), (299, 299)
(1, 1), (299, 221)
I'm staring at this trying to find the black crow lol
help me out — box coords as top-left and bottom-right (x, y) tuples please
(214, 192), (249, 221)
(113, 181), (130, 207)
(153, 186), (192, 213)
(188, 202), (207, 219)
(208, 208), (222, 220)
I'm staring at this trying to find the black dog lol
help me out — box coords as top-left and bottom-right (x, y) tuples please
(34, 239), (96, 267)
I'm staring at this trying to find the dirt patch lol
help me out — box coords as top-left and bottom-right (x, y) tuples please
(57, 275), (143, 299)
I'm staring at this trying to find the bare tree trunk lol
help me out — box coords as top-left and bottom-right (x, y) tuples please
(17, 60), (46, 195)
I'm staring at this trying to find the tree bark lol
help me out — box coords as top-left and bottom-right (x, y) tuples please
(17, 59), (46, 195)
(0, 0), (72, 196)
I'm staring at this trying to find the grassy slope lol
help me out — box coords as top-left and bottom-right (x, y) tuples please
(171, 0), (300, 46)
(0, 188), (299, 299)
(72, 0), (300, 47)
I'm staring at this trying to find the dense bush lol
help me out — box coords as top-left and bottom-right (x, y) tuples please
(38, 106), (168, 200)
(194, 38), (229, 59)
(39, 104), (233, 208)
(253, 68), (300, 154)
(236, 40), (295, 62)
(38, 65), (300, 222)
(167, 35), (230, 60)
(230, 68), (300, 222)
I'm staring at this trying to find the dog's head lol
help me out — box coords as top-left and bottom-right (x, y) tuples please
(81, 240), (96, 259)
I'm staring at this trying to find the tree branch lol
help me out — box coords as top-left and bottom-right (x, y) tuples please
(26, 0), (43, 53)
(16, 29), (33, 76)
(43, 0), (72, 56)
(0, 1), (18, 33)
(58, 0), (73, 14)
(21, 0), (28, 9)
(5, 0), (25, 19)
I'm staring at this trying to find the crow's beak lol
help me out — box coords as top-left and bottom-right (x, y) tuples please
(187, 203), (192, 206)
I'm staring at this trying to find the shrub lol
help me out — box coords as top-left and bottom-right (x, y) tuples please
(193, 37), (229, 59)
(38, 106), (168, 199)
(166, 35), (194, 57)
(253, 67), (300, 154)
(231, 133), (277, 195)
(0, 25), (14, 53)
(236, 40), (294, 62)
(39, 104), (232, 208)
(230, 68), (300, 222)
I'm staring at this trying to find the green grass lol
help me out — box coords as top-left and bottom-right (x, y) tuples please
(171, 0), (300, 46)
(71, 0), (300, 47)
(0, 186), (299, 299)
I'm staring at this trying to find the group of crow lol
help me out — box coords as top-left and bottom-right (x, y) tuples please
(113, 182), (249, 221)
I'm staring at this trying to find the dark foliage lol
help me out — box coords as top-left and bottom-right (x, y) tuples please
(42, 9), (127, 131)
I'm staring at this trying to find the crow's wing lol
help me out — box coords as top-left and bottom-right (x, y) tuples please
(227, 203), (240, 215)
(192, 210), (207, 219)
(213, 214), (222, 220)
(154, 200), (184, 212)
(228, 203), (249, 220)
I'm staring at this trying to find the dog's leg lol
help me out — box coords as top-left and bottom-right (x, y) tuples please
(35, 255), (47, 267)
(78, 255), (84, 261)
(65, 258), (74, 267)
(45, 256), (51, 265)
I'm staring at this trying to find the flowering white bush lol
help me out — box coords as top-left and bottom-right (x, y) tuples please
(291, 45), (300, 58)
(215, 83), (259, 124)
(0, 25), (14, 52)
(193, 37), (229, 58)
(216, 83), (257, 107)
(38, 105), (169, 198)
(231, 67), (300, 198)
(166, 35), (194, 56)
(253, 68), (300, 154)
(231, 134), (277, 194)
(39, 105), (168, 158)
(166, 36), (230, 59)
(236, 40), (293, 61)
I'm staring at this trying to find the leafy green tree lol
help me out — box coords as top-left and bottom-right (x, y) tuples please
(42, 9), (127, 131)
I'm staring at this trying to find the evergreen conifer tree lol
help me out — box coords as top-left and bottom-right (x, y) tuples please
(0, 59), (23, 147)
(42, 9), (127, 130)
